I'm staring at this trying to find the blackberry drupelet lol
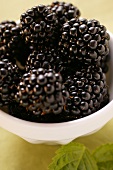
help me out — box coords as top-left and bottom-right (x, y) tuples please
(0, 59), (21, 106)
(48, 1), (81, 30)
(62, 65), (109, 121)
(15, 68), (69, 117)
(20, 5), (59, 50)
(25, 48), (64, 73)
(59, 18), (110, 73)
(0, 20), (31, 66)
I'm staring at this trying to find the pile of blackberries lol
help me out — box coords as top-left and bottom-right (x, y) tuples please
(0, 2), (110, 123)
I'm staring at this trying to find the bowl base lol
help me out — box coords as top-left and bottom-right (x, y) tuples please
(21, 137), (74, 145)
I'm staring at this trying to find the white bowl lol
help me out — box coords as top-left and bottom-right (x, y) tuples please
(0, 32), (113, 145)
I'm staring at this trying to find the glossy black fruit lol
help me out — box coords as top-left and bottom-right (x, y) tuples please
(0, 20), (31, 66)
(15, 68), (69, 115)
(0, 59), (21, 106)
(25, 48), (63, 73)
(20, 5), (59, 50)
(59, 18), (110, 73)
(63, 65), (109, 120)
(48, 1), (80, 30)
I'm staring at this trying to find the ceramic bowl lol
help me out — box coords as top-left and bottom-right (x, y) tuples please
(0, 32), (113, 145)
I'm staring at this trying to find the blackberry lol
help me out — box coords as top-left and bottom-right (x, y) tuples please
(15, 68), (69, 116)
(20, 5), (58, 50)
(0, 59), (21, 106)
(48, 1), (81, 30)
(25, 48), (64, 73)
(0, 20), (31, 66)
(59, 18), (110, 73)
(63, 65), (109, 120)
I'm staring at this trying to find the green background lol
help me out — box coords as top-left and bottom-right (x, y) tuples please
(0, 0), (113, 169)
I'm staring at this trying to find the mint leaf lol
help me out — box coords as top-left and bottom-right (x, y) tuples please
(48, 142), (98, 170)
(93, 144), (113, 170)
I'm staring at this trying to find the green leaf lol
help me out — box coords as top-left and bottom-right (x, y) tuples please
(93, 143), (113, 170)
(48, 142), (98, 170)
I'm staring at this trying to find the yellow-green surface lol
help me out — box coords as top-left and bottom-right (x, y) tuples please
(0, 0), (113, 169)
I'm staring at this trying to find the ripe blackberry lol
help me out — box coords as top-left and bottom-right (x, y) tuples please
(63, 65), (109, 120)
(0, 59), (21, 106)
(20, 5), (58, 50)
(25, 48), (64, 73)
(15, 68), (69, 116)
(48, 1), (81, 30)
(0, 20), (31, 66)
(59, 18), (110, 73)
